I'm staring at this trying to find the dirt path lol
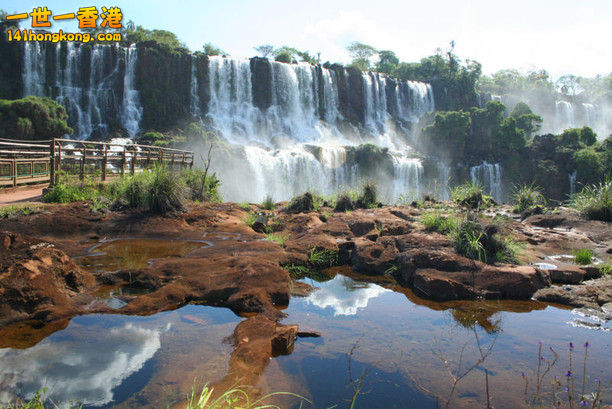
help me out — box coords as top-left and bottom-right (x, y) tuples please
(0, 187), (44, 207)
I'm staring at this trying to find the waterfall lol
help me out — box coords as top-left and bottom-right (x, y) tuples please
(121, 44), (142, 137)
(189, 56), (202, 119)
(555, 101), (575, 132)
(569, 170), (577, 196)
(391, 155), (423, 201)
(470, 161), (503, 202)
(21, 42), (138, 140)
(582, 103), (596, 125)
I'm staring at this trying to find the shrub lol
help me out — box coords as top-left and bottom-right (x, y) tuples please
(421, 211), (458, 234)
(308, 247), (339, 268)
(512, 184), (546, 213)
(452, 214), (520, 264)
(600, 262), (612, 276)
(335, 193), (355, 212)
(356, 182), (378, 208)
(265, 232), (288, 247)
(42, 180), (99, 203)
(573, 249), (594, 265)
(182, 168), (221, 203)
(0, 204), (41, 218)
(451, 181), (493, 209)
(262, 196), (275, 210)
(287, 192), (315, 212)
(146, 167), (186, 213)
(574, 149), (604, 185)
(570, 180), (612, 221)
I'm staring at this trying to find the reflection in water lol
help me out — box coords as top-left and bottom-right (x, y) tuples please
(304, 275), (391, 316)
(0, 323), (161, 406)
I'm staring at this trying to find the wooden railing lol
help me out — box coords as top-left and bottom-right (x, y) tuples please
(0, 138), (194, 187)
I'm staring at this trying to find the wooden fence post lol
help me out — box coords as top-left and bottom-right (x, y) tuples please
(49, 139), (55, 186)
(130, 147), (136, 175)
(80, 143), (86, 181)
(120, 146), (126, 176)
(101, 144), (107, 181)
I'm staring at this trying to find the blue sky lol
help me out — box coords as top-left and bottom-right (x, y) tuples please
(2, 0), (611, 78)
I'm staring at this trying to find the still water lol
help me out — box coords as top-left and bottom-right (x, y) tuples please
(0, 270), (610, 408)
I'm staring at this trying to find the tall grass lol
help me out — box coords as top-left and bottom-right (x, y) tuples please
(421, 211), (458, 234)
(512, 184), (546, 213)
(573, 249), (594, 265)
(186, 384), (308, 409)
(0, 204), (42, 218)
(570, 179), (612, 222)
(451, 181), (493, 209)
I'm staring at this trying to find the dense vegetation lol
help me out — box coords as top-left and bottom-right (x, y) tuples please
(0, 96), (73, 139)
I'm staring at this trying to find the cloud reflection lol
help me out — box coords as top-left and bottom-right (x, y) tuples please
(305, 275), (390, 316)
(0, 323), (161, 407)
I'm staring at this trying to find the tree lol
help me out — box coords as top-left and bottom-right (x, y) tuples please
(275, 51), (293, 63)
(579, 126), (597, 146)
(574, 148), (603, 184)
(422, 111), (471, 159)
(254, 44), (275, 58)
(124, 26), (186, 50)
(375, 50), (399, 74)
(557, 74), (581, 97)
(0, 96), (73, 140)
(203, 43), (223, 56)
(346, 42), (378, 71)
(558, 128), (582, 148)
(510, 102), (542, 138)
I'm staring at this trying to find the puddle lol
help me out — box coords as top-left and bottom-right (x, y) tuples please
(532, 262), (557, 270)
(74, 238), (212, 272)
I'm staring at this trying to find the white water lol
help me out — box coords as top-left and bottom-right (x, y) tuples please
(121, 45), (142, 137)
(555, 101), (575, 132)
(22, 42), (142, 140)
(470, 161), (503, 202)
(569, 170), (577, 196)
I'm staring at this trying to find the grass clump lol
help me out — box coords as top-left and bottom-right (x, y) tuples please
(421, 211), (458, 234)
(452, 214), (520, 264)
(451, 181), (493, 209)
(265, 232), (288, 247)
(243, 212), (257, 227)
(182, 168), (221, 203)
(573, 248), (594, 265)
(0, 204), (41, 218)
(287, 192), (315, 212)
(570, 179), (612, 222)
(261, 196), (275, 210)
(600, 262), (612, 276)
(42, 178), (100, 203)
(512, 183), (546, 214)
(283, 264), (333, 282)
(356, 182), (378, 208)
(308, 247), (339, 268)
(334, 193), (355, 212)
(237, 202), (251, 211)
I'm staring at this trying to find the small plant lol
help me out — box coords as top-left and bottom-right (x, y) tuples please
(512, 183), (546, 213)
(421, 211), (458, 234)
(42, 180), (100, 203)
(287, 192), (315, 212)
(146, 166), (186, 213)
(451, 181), (493, 209)
(265, 232), (289, 247)
(384, 263), (399, 275)
(0, 204), (41, 218)
(182, 168), (221, 203)
(334, 193), (355, 212)
(308, 247), (339, 268)
(375, 221), (384, 235)
(356, 182), (378, 208)
(237, 202), (251, 211)
(243, 212), (257, 227)
(599, 261), (612, 276)
(570, 179), (612, 222)
(261, 196), (275, 210)
(573, 249), (594, 265)
(452, 214), (520, 264)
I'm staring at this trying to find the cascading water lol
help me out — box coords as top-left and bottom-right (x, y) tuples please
(21, 42), (142, 140)
(555, 101), (575, 132)
(189, 56), (202, 119)
(121, 44), (142, 137)
(391, 155), (423, 201)
(569, 170), (577, 196)
(470, 161), (503, 202)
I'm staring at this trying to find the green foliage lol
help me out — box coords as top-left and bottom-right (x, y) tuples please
(451, 181), (493, 209)
(202, 43), (223, 56)
(254, 44), (275, 58)
(570, 180), (612, 222)
(283, 264), (333, 282)
(335, 193), (355, 212)
(599, 262), (612, 276)
(478, 68), (556, 99)
(0, 204), (41, 218)
(242, 212), (257, 227)
(375, 50), (399, 74)
(573, 249), (594, 265)
(287, 192), (315, 212)
(43, 178), (100, 203)
(574, 149), (604, 185)
(452, 214), (520, 264)
(559, 128), (582, 148)
(347, 42), (378, 71)
(510, 102), (542, 138)
(579, 126), (597, 146)
(308, 247), (339, 268)
(238, 202), (251, 211)
(182, 168), (222, 203)
(261, 196), (275, 210)
(512, 184), (546, 213)
(274, 51), (293, 63)
(185, 383), (308, 409)
(0, 96), (72, 139)
(357, 182), (378, 208)
(124, 26), (186, 50)
(421, 211), (458, 234)
(145, 167), (186, 213)
(422, 111), (471, 159)
(265, 232), (288, 247)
